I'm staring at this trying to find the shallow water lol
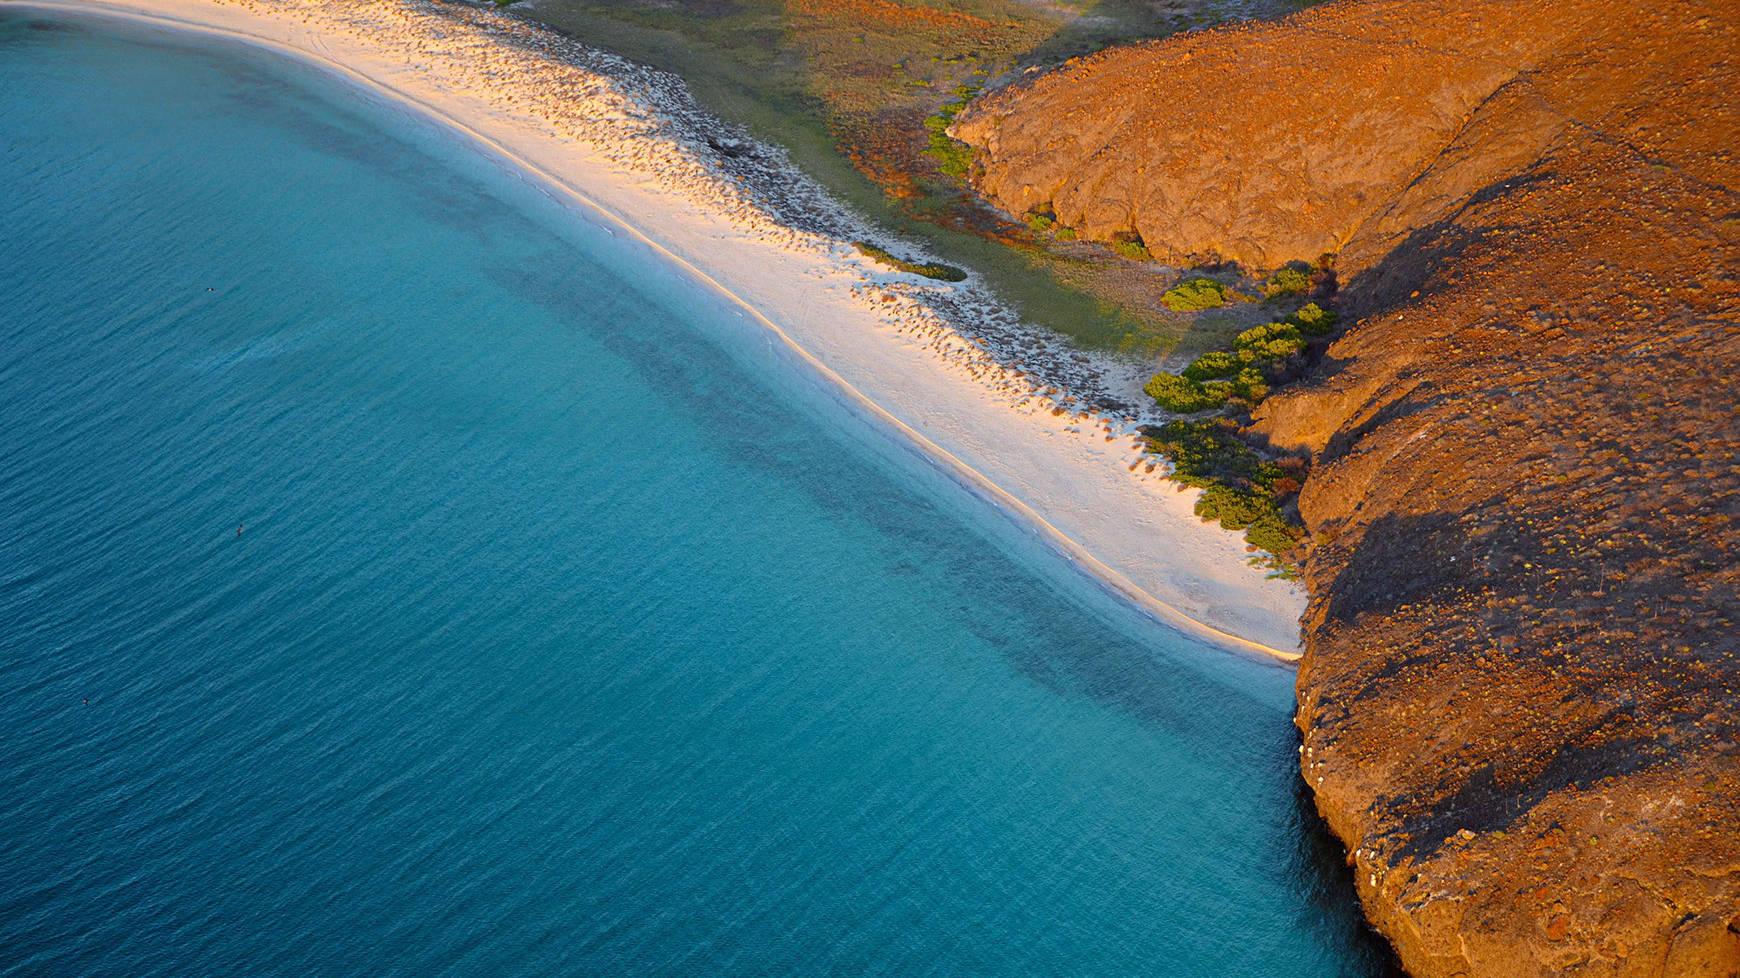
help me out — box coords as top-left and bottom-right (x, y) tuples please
(0, 13), (1394, 976)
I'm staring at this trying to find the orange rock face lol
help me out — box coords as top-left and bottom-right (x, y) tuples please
(959, 1), (1740, 975)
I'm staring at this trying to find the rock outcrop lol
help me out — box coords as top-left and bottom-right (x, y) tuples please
(957, 0), (1740, 975)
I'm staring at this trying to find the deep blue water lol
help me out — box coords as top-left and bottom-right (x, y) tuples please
(0, 13), (1394, 976)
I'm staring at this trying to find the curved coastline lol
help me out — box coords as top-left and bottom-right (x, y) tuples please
(7, 0), (1307, 661)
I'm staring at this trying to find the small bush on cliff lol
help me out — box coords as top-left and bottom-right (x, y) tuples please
(1234, 321), (1306, 363)
(1162, 277), (1228, 311)
(1288, 301), (1338, 336)
(1144, 372), (1228, 413)
(1265, 262), (1313, 298)
(1231, 367), (1270, 402)
(1112, 239), (1153, 261)
(1182, 350), (1241, 381)
(1027, 213), (1055, 233)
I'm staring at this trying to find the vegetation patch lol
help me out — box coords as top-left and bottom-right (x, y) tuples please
(1264, 261), (1313, 298)
(1234, 321), (1307, 364)
(1110, 232), (1153, 262)
(1112, 241), (1153, 261)
(1144, 373), (1228, 413)
(1143, 419), (1306, 563)
(1137, 269), (1347, 566)
(1290, 301), (1337, 336)
(1151, 300), (1340, 417)
(921, 86), (980, 180)
(1161, 276), (1229, 311)
(1181, 350), (1241, 382)
(852, 240), (968, 282)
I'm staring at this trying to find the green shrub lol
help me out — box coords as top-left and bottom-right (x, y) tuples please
(1145, 420), (1247, 485)
(1194, 484), (1270, 530)
(852, 241), (968, 282)
(1234, 322), (1306, 363)
(1194, 475), (1307, 557)
(921, 97), (977, 179)
(1144, 419), (1306, 556)
(1182, 350), (1241, 381)
(1055, 227), (1077, 242)
(1231, 367), (1270, 402)
(1239, 338), (1303, 363)
(1288, 301), (1338, 336)
(1162, 277), (1228, 311)
(1234, 321), (1302, 348)
(1113, 239), (1153, 261)
(1265, 263), (1313, 298)
(1026, 213), (1055, 233)
(1144, 372), (1229, 413)
(1245, 514), (1305, 555)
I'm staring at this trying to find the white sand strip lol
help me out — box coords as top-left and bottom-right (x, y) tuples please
(8, 0), (1307, 658)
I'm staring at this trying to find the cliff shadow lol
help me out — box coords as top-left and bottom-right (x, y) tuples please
(1288, 736), (1411, 977)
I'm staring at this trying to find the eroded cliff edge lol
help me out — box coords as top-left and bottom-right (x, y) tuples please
(956, 0), (1740, 974)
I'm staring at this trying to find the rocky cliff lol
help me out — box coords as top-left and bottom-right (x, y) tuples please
(956, 0), (1740, 975)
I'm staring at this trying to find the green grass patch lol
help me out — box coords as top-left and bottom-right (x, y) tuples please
(922, 88), (979, 180)
(853, 241), (968, 282)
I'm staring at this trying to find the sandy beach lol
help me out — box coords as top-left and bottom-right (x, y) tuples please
(9, 0), (1307, 658)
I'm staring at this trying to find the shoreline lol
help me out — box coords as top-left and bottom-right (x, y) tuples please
(7, 0), (1307, 660)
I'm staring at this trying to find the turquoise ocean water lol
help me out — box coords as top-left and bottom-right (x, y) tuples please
(0, 13), (1396, 976)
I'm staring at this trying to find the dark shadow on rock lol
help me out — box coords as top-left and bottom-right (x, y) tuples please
(1320, 383), (1439, 460)
(1288, 735), (1411, 977)
(1391, 735), (1664, 862)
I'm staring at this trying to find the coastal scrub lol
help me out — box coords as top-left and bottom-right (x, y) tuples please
(1161, 276), (1229, 310)
(1141, 282), (1342, 563)
(852, 241), (968, 282)
(1144, 419), (1306, 567)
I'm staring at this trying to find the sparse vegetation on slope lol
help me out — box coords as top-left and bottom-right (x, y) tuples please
(1139, 272), (1341, 564)
(517, 0), (1318, 354)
